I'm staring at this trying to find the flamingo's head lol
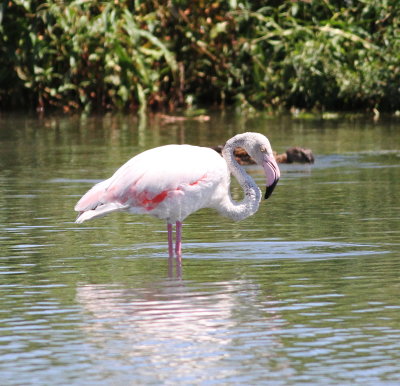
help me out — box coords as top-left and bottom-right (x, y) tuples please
(241, 133), (281, 200)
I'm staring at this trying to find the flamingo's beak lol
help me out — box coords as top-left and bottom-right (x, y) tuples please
(263, 155), (280, 199)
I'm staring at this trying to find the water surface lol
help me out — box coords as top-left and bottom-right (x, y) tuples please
(0, 113), (399, 384)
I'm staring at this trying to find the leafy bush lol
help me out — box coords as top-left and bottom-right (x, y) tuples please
(1, 0), (400, 112)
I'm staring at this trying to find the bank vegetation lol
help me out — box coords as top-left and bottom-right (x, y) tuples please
(1, 0), (399, 113)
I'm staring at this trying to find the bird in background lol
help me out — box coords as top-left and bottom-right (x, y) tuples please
(74, 132), (280, 260)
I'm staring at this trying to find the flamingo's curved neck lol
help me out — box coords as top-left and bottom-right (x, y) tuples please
(220, 138), (261, 221)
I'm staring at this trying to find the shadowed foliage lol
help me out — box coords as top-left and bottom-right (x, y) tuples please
(1, 0), (400, 112)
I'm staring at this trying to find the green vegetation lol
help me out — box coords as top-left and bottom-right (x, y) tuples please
(1, 1), (400, 113)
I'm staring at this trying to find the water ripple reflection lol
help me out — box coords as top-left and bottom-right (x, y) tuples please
(129, 239), (388, 261)
(72, 259), (400, 385)
(76, 280), (288, 384)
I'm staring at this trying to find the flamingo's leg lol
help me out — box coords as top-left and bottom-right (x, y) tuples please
(167, 223), (174, 258)
(175, 221), (182, 259)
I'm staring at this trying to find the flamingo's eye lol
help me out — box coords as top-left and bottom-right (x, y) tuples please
(260, 145), (267, 153)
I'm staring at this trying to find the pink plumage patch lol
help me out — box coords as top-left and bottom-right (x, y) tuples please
(137, 190), (169, 211)
(111, 173), (209, 212)
(131, 174), (208, 211)
(188, 174), (207, 186)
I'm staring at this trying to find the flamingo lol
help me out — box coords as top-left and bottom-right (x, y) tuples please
(74, 132), (280, 259)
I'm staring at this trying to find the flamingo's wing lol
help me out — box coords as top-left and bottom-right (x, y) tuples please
(105, 144), (226, 204)
(75, 145), (227, 221)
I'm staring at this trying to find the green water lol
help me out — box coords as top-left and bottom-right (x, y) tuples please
(0, 113), (399, 384)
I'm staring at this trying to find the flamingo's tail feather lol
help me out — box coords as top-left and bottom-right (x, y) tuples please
(74, 179), (112, 212)
(75, 178), (128, 223)
(75, 203), (128, 224)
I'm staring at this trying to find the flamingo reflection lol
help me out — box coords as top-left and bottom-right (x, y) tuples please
(76, 276), (284, 382)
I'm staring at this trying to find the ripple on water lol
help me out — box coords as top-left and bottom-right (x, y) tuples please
(129, 239), (389, 260)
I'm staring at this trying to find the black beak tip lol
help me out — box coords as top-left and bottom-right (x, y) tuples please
(264, 179), (279, 200)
